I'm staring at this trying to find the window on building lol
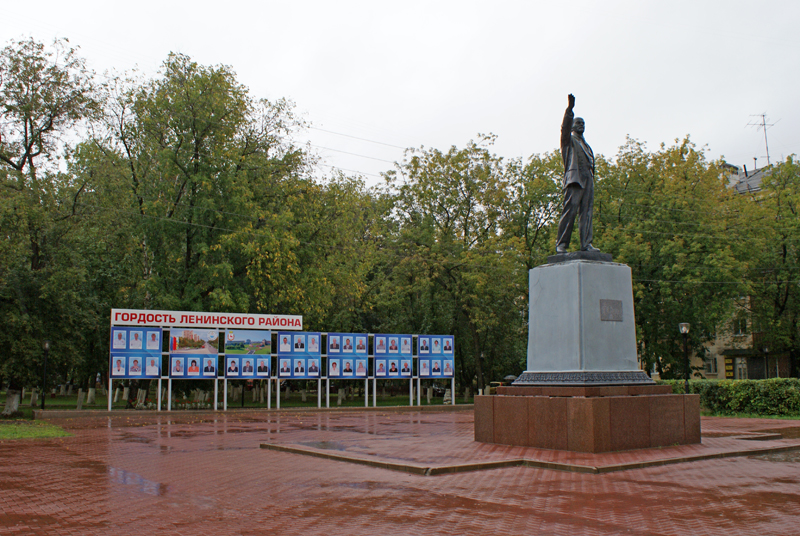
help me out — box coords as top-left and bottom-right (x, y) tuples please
(704, 357), (718, 374)
(733, 318), (747, 336)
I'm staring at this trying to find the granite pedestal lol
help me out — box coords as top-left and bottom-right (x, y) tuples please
(474, 252), (701, 452)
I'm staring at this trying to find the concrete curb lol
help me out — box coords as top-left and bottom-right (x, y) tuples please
(260, 441), (800, 476)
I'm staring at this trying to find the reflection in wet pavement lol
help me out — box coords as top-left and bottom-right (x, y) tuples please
(108, 466), (168, 496)
(0, 410), (798, 535)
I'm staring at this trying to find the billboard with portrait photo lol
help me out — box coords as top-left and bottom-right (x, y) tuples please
(419, 335), (455, 378)
(109, 327), (162, 379)
(277, 331), (321, 379)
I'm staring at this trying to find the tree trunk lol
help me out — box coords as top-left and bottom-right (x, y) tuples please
(2, 390), (22, 417)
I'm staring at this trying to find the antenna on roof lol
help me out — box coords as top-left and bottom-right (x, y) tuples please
(747, 113), (777, 166)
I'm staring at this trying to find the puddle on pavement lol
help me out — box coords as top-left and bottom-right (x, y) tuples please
(108, 466), (168, 496)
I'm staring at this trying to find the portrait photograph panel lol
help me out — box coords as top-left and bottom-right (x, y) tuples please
(202, 358), (217, 377)
(226, 357), (239, 377)
(111, 356), (127, 376)
(187, 358), (201, 376)
(144, 357), (160, 377)
(342, 360), (354, 377)
(171, 357), (185, 377)
(129, 331), (143, 350)
(112, 329), (127, 350)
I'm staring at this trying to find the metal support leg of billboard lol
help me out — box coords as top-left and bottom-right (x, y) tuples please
(276, 381), (281, 409)
(325, 378), (330, 408)
(213, 378), (218, 410)
(451, 377), (455, 405)
(416, 377), (421, 406)
(157, 378), (162, 411)
(372, 377), (377, 407)
(167, 379), (172, 411)
(223, 380), (228, 411)
(364, 378), (368, 407)
(267, 377), (271, 410)
(409, 380), (413, 406)
(107, 377), (112, 411)
(318, 379), (322, 408)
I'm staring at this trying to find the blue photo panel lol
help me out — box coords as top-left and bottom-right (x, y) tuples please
(277, 331), (321, 379)
(109, 327), (162, 378)
(420, 335), (455, 378)
(374, 334), (413, 359)
(328, 333), (366, 358)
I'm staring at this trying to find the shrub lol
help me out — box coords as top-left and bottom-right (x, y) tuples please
(656, 378), (800, 416)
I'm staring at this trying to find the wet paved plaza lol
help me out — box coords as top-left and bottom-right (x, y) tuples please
(2, 408), (800, 535)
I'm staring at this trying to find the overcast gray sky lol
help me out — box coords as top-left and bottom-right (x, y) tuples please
(5, 0), (799, 184)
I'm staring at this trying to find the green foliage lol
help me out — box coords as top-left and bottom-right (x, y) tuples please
(658, 379), (800, 415)
(745, 156), (800, 376)
(595, 138), (748, 377)
(2, 37), (798, 397)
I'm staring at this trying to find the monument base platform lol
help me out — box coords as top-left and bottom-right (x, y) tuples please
(475, 386), (700, 453)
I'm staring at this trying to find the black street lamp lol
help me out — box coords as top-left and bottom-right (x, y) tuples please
(763, 346), (769, 379)
(678, 323), (690, 394)
(41, 340), (51, 410)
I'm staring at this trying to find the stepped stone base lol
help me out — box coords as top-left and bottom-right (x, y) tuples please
(475, 386), (700, 453)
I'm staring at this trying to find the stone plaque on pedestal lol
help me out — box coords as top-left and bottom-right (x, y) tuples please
(514, 256), (653, 386)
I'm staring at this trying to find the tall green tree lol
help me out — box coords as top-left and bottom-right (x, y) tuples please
(0, 38), (99, 413)
(380, 136), (557, 388)
(746, 156), (800, 377)
(594, 138), (748, 378)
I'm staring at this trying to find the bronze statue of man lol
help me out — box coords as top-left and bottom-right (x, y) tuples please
(556, 94), (598, 253)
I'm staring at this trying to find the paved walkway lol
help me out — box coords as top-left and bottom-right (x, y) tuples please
(2, 408), (800, 535)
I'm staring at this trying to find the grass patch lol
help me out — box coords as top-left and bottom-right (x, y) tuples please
(0, 421), (71, 440)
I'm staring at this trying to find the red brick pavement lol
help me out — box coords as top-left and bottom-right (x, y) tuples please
(1, 409), (799, 535)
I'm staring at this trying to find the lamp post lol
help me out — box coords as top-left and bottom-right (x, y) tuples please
(763, 346), (769, 379)
(41, 340), (51, 410)
(678, 323), (690, 394)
